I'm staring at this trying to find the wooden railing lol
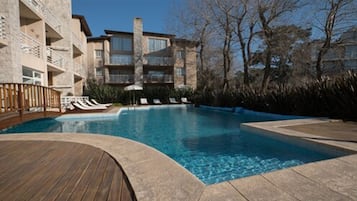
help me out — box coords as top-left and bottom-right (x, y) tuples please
(0, 83), (61, 116)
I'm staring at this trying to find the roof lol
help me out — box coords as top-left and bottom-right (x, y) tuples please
(87, 36), (110, 42)
(104, 29), (175, 38)
(72, 15), (92, 36)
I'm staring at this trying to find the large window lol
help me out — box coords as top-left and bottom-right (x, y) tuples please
(22, 67), (42, 85)
(148, 38), (167, 52)
(111, 36), (132, 51)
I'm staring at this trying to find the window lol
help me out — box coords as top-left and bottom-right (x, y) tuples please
(95, 67), (103, 76)
(95, 50), (103, 58)
(176, 50), (185, 59)
(176, 67), (185, 76)
(345, 46), (357, 59)
(148, 38), (167, 52)
(22, 67), (43, 85)
(111, 36), (132, 51)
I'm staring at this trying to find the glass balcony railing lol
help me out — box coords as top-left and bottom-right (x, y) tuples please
(143, 74), (173, 83)
(108, 74), (134, 84)
(144, 56), (173, 66)
(110, 55), (133, 65)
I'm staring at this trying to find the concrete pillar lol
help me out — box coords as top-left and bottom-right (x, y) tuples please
(133, 18), (143, 86)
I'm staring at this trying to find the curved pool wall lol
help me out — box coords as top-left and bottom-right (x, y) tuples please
(198, 105), (307, 120)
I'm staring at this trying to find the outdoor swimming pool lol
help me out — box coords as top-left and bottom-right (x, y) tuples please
(0, 106), (347, 184)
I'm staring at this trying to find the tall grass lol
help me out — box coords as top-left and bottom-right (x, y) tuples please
(194, 72), (357, 120)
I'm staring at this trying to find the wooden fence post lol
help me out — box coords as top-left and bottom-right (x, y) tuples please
(43, 87), (47, 115)
(17, 84), (23, 118)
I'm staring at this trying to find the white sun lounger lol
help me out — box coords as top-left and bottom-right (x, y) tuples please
(169, 98), (179, 104)
(140, 98), (149, 105)
(77, 100), (107, 110)
(153, 99), (162, 104)
(71, 102), (106, 111)
(181, 97), (191, 104)
(91, 99), (112, 107)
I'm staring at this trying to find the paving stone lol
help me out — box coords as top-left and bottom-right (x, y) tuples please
(230, 175), (298, 201)
(263, 168), (353, 201)
(199, 182), (247, 201)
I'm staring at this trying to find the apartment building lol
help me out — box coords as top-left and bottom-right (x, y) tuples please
(0, 0), (91, 96)
(312, 27), (357, 75)
(87, 18), (198, 89)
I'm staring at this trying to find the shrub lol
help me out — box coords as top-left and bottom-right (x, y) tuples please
(194, 72), (357, 120)
(84, 81), (195, 105)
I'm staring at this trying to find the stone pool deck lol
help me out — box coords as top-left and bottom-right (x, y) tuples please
(0, 108), (357, 200)
(200, 119), (357, 201)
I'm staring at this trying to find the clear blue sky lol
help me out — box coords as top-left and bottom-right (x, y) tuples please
(71, 0), (178, 37)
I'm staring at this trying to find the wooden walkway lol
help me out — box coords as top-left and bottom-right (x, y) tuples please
(0, 140), (136, 201)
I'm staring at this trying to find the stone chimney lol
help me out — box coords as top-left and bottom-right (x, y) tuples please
(133, 18), (143, 86)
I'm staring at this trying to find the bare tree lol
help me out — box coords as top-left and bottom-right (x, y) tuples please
(206, 0), (238, 91)
(232, 0), (258, 88)
(313, 0), (356, 80)
(167, 0), (220, 91)
(256, 0), (301, 91)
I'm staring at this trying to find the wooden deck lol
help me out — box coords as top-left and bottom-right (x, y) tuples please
(0, 140), (136, 201)
(0, 111), (62, 130)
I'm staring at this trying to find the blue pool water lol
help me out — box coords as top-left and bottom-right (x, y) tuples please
(0, 106), (346, 184)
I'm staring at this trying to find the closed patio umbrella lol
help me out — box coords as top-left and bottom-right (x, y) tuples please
(124, 84), (143, 105)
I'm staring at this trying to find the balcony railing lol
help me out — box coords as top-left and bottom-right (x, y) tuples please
(21, 32), (42, 59)
(144, 74), (173, 83)
(74, 62), (86, 77)
(72, 32), (83, 52)
(43, 7), (61, 34)
(110, 55), (133, 65)
(46, 47), (64, 68)
(0, 16), (6, 40)
(21, 0), (62, 35)
(108, 74), (134, 84)
(22, 0), (43, 16)
(144, 56), (173, 66)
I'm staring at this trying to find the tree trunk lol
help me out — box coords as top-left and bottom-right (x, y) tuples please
(315, 0), (341, 80)
(261, 49), (272, 92)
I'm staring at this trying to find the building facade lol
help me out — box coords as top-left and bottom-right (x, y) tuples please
(87, 18), (198, 90)
(312, 27), (357, 75)
(0, 0), (91, 95)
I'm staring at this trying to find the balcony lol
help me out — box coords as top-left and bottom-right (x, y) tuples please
(0, 16), (7, 47)
(144, 56), (173, 66)
(21, 32), (42, 59)
(144, 74), (173, 83)
(21, 0), (43, 16)
(109, 55), (133, 66)
(46, 47), (65, 70)
(21, 0), (62, 36)
(108, 74), (134, 84)
(72, 32), (83, 55)
(74, 62), (86, 79)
